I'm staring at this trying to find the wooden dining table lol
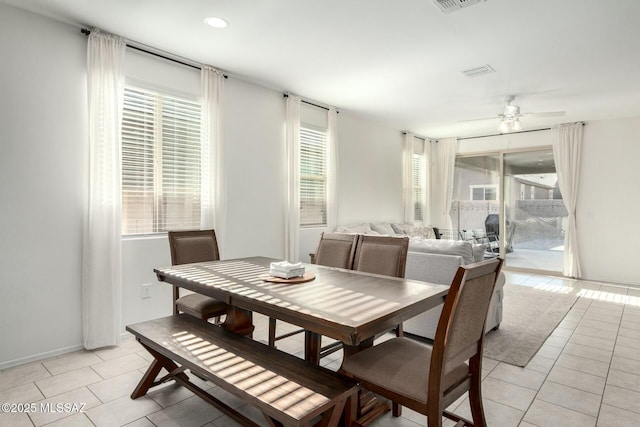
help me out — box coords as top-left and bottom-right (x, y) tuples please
(154, 256), (449, 365)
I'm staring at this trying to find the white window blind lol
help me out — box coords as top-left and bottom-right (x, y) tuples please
(413, 153), (426, 222)
(300, 126), (327, 227)
(121, 87), (202, 235)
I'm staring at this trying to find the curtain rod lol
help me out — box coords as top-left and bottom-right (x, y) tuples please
(81, 28), (228, 78)
(401, 132), (428, 142)
(457, 122), (585, 141)
(283, 94), (338, 113)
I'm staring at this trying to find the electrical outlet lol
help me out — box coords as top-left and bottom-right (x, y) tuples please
(141, 283), (152, 299)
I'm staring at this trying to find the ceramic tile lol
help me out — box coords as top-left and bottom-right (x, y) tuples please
(620, 320), (640, 331)
(123, 417), (156, 427)
(573, 325), (618, 340)
(43, 351), (103, 376)
(454, 397), (524, 427)
(534, 343), (562, 360)
(36, 366), (103, 398)
(610, 355), (640, 373)
(480, 377), (537, 411)
(568, 333), (615, 352)
(0, 382), (44, 403)
(606, 369), (640, 393)
(0, 363), (51, 392)
(88, 370), (146, 403)
(544, 335), (568, 348)
(525, 355), (556, 374)
(613, 344), (640, 361)
(523, 399), (596, 427)
(43, 413), (95, 427)
(537, 381), (601, 417)
(597, 404), (640, 426)
(546, 365), (606, 395)
(94, 338), (145, 362)
(562, 342), (612, 363)
(85, 395), (161, 427)
(554, 353), (609, 377)
(488, 363), (546, 391)
(91, 353), (149, 379)
(0, 412), (34, 427)
(28, 387), (102, 426)
(146, 394), (224, 427)
(550, 327), (574, 339)
(617, 326), (640, 339)
(602, 384), (640, 415)
(576, 319), (619, 332)
(616, 335), (640, 349)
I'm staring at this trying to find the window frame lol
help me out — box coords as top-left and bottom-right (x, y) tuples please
(299, 123), (328, 228)
(120, 85), (203, 236)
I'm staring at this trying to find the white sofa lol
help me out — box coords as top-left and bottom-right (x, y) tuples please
(334, 222), (504, 341)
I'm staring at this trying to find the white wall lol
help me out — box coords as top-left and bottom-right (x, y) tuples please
(578, 116), (640, 285)
(0, 4), (87, 366)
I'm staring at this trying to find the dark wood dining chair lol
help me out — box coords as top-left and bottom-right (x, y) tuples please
(341, 258), (504, 426)
(353, 234), (409, 278)
(168, 230), (228, 323)
(353, 234), (409, 336)
(268, 232), (359, 348)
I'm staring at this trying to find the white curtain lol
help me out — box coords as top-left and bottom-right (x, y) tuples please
(402, 132), (415, 224)
(326, 107), (338, 231)
(552, 122), (583, 278)
(285, 95), (301, 261)
(200, 66), (225, 249)
(433, 137), (457, 229)
(422, 139), (432, 225)
(83, 29), (126, 349)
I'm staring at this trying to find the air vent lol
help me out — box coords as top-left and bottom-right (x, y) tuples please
(433, 0), (487, 14)
(461, 64), (495, 78)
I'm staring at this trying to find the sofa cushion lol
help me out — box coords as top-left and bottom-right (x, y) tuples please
(370, 222), (395, 235)
(408, 225), (436, 240)
(390, 222), (414, 234)
(408, 237), (475, 265)
(336, 223), (372, 234)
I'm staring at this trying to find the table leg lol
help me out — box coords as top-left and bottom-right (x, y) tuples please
(221, 307), (255, 337)
(304, 330), (322, 365)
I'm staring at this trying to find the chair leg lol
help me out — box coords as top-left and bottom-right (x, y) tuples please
(469, 365), (487, 427)
(268, 317), (277, 348)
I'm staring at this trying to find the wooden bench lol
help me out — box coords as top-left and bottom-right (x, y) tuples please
(127, 314), (359, 427)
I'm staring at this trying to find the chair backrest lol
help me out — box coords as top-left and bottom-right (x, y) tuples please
(313, 232), (359, 269)
(352, 235), (409, 278)
(430, 258), (503, 380)
(168, 230), (220, 266)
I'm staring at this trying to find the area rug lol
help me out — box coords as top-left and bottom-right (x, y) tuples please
(483, 284), (580, 367)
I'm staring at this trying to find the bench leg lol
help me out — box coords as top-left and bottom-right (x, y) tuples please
(132, 341), (189, 399)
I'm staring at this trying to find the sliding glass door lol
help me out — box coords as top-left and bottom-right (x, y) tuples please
(503, 150), (566, 272)
(450, 149), (566, 273)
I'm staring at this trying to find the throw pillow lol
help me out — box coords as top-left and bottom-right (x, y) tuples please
(370, 222), (395, 235)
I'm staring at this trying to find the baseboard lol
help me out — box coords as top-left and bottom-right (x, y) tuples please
(1, 331), (133, 370)
(0, 343), (85, 371)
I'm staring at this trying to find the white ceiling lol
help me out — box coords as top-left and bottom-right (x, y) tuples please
(5, 0), (640, 138)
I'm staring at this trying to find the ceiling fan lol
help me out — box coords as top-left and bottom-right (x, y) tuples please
(460, 96), (565, 133)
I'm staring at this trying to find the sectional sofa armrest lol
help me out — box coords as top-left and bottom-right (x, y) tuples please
(405, 252), (465, 285)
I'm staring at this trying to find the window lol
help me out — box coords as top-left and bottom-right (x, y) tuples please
(470, 184), (498, 201)
(299, 125), (327, 227)
(121, 87), (202, 235)
(413, 153), (426, 221)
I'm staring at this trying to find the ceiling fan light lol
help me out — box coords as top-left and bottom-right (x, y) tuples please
(498, 121), (510, 133)
(512, 119), (522, 131)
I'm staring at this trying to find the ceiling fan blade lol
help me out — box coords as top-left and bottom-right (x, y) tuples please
(520, 111), (566, 118)
(458, 116), (500, 123)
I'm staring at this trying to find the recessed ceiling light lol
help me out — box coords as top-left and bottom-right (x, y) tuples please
(204, 17), (228, 28)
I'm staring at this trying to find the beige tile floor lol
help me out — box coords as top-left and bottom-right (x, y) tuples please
(1, 270), (639, 426)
